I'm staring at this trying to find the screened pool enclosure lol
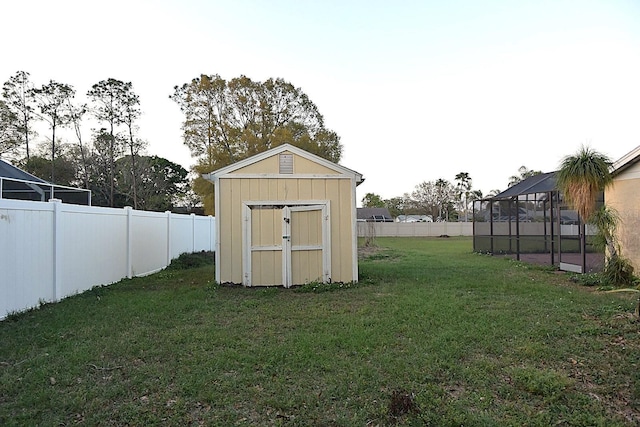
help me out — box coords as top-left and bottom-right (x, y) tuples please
(0, 159), (91, 205)
(473, 172), (604, 273)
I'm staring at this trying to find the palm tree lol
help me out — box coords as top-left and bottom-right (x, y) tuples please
(455, 172), (472, 222)
(555, 146), (612, 223)
(508, 166), (542, 187)
(434, 178), (452, 221)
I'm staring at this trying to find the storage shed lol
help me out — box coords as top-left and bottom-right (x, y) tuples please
(203, 144), (364, 287)
(606, 145), (640, 271)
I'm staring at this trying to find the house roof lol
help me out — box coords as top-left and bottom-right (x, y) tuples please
(0, 158), (91, 205)
(202, 143), (364, 184)
(357, 207), (392, 220)
(611, 144), (640, 176)
(0, 159), (48, 183)
(491, 172), (557, 199)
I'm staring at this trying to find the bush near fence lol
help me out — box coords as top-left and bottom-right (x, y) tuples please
(0, 199), (216, 320)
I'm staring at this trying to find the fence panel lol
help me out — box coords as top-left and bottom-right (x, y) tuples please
(0, 199), (216, 320)
(130, 210), (171, 277)
(194, 216), (216, 252)
(357, 221), (473, 237)
(0, 199), (55, 315)
(59, 204), (129, 296)
(169, 213), (194, 259)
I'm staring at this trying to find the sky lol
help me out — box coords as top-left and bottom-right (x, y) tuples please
(2, 0), (639, 203)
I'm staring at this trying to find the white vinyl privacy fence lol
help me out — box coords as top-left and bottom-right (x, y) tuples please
(0, 198), (216, 320)
(357, 221), (473, 237)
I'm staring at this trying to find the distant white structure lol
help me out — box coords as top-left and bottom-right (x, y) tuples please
(396, 215), (432, 223)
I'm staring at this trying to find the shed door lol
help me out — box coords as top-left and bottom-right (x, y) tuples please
(286, 205), (330, 287)
(247, 206), (284, 287)
(245, 204), (329, 287)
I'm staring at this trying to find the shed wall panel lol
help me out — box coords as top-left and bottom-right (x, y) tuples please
(229, 179), (244, 281)
(218, 180), (235, 282)
(297, 179), (313, 200)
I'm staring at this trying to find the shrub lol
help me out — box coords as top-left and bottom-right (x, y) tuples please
(603, 255), (636, 287)
(167, 251), (214, 270)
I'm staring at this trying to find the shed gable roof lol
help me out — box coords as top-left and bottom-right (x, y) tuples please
(203, 143), (363, 184)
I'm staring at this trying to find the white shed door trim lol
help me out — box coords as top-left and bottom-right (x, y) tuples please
(242, 201), (331, 287)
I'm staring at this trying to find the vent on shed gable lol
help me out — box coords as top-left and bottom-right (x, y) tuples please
(279, 154), (293, 174)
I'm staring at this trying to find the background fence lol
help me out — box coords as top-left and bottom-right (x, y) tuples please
(1, 198), (216, 320)
(357, 221), (473, 237)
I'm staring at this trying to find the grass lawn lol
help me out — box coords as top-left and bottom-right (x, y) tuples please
(1, 237), (639, 426)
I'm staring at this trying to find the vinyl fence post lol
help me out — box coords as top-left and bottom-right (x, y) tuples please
(125, 207), (133, 279)
(210, 216), (215, 251)
(166, 211), (172, 267)
(51, 199), (62, 302)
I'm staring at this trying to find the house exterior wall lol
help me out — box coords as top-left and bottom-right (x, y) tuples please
(607, 161), (640, 271)
(215, 150), (358, 285)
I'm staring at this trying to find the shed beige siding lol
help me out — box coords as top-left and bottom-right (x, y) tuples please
(607, 161), (640, 271)
(218, 176), (355, 284)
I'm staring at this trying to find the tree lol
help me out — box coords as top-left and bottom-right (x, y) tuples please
(2, 71), (37, 160)
(87, 78), (142, 207)
(384, 197), (406, 218)
(115, 155), (188, 211)
(31, 80), (75, 183)
(67, 100), (90, 189)
(412, 181), (439, 218)
(508, 166), (542, 187)
(118, 82), (145, 209)
(87, 128), (125, 206)
(87, 78), (122, 207)
(0, 100), (21, 159)
(22, 143), (77, 186)
(455, 172), (472, 222)
(171, 74), (343, 214)
(361, 192), (385, 208)
(434, 178), (455, 221)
